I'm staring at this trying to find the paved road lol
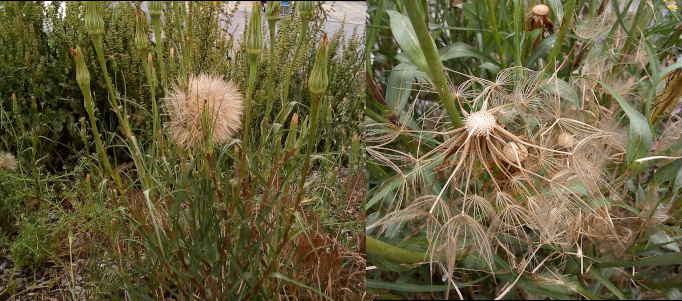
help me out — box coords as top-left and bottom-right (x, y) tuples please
(140, 1), (366, 44)
(225, 1), (366, 41)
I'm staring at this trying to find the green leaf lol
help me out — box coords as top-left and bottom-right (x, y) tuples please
(539, 77), (580, 109)
(597, 80), (652, 167)
(366, 174), (405, 210)
(272, 272), (333, 300)
(366, 277), (485, 292)
(367, 253), (418, 272)
(386, 63), (417, 111)
(524, 35), (556, 67)
(387, 10), (429, 73)
(589, 268), (627, 300)
(438, 42), (501, 67)
(547, 0), (564, 24)
(366, 236), (427, 263)
(596, 252), (682, 268)
(648, 231), (681, 252)
(644, 40), (660, 81)
(652, 159), (682, 190)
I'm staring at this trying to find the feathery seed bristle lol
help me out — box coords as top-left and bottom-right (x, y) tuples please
(502, 142), (528, 163)
(165, 73), (244, 147)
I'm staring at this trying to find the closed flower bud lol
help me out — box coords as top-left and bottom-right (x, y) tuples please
(309, 34), (329, 97)
(30, 96), (37, 112)
(286, 113), (299, 150)
(502, 142), (528, 163)
(266, 1), (281, 21)
(135, 10), (149, 52)
(245, 2), (263, 55)
(148, 1), (163, 17)
(299, 1), (315, 22)
(85, 1), (105, 37)
(72, 46), (91, 88)
(558, 132), (575, 148)
(148, 53), (157, 87)
(291, 112), (299, 127)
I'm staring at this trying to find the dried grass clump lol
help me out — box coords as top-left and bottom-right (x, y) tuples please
(0, 152), (18, 171)
(165, 73), (244, 147)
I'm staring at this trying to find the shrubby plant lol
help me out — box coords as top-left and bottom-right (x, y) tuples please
(0, 1), (364, 300)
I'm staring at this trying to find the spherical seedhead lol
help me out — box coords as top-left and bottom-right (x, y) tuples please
(465, 110), (497, 137)
(503, 142), (528, 163)
(532, 4), (549, 16)
(558, 132), (575, 148)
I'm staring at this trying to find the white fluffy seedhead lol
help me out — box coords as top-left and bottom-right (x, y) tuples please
(532, 4), (549, 15)
(165, 73), (244, 147)
(465, 110), (497, 137)
(0, 152), (18, 171)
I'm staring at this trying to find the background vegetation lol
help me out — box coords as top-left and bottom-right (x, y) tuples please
(367, 0), (682, 299)
(0, 1), (365, 300)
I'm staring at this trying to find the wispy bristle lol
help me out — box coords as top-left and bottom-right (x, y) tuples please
(165, 73), (244, 147)
(0, 152), (18, 171)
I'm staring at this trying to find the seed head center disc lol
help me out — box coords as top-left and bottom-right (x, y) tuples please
(465, 110), (496, 137)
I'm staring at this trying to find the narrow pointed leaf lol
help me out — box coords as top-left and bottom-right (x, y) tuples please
(387, 10), (429, 73)
(597, 80), (652, 167)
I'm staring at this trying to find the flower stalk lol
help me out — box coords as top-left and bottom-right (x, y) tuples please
(135, 11), (161, 160)
(173, 1), (186, 85)
(262, 1), (281, 133)
(545, 0), (577, 69)
(484, 0), (507, 68)
(148, 1), (168, 93)
(257, 35), (329, 291)
(403, 0), (464, 129)
(11, 93), (25, 133)
(279, 1), (314, 122)
(184, 2), (193, 86)
(235, 1), (262, 203)
(85, 1), (150, 189)
(72, 46), (123, 193)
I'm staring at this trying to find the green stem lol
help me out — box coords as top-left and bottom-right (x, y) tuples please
(260, 19), (278, 151)
(617, 0), (647, 65)
(234, 54), (258, 203)
(184, 2), (193, 86)
(403, 0), (464, 129)
(81, 85), (123, 193)
(91, 35), (151, 190)
(485, 0), (507, 68)
(513, 0), (524, 67)
(92, 36), (120, 112)
(151, 15), (168, 95)
(366, 236), (428, 263)
(173, 1), (186, 83)
(256, 93), (323, 292)
(80, 118), (96, 175)
(30, 129), (42, 208)
(292, 95), (322, 241)
(279, 20), (309, 123)
(545, 0), (577, 69)
(139, 52), (159, 166)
